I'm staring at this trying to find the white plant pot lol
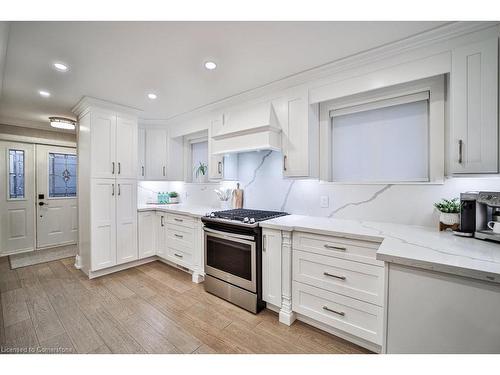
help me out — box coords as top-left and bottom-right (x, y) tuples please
(220, 200), (232, 210)
(439, 212), (459, 225)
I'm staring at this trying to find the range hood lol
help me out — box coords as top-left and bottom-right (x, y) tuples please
(211, 101), (282, 155)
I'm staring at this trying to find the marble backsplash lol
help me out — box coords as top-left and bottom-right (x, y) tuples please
(139, 151), (500, 227)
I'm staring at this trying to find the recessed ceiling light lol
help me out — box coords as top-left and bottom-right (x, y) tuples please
(53, 62), (69, 72)
(204, 61), (217, 70)
(49, 117), (76, 130)
(39, 90), (51, 98)
(148, 93), (157, 100)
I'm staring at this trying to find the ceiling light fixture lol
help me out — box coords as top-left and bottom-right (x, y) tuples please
(204, 61), (217, 70)
(39, 90), (51, 97)
(49, 117), (76, 130)
(53, 62), (69, 72)
(147, 93), (157, 100)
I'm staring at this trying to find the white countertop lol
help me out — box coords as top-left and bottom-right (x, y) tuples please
(260, 215), (500, 284)
(138, 203), (216, 218)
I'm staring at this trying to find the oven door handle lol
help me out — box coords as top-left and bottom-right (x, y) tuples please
(203, 227), (255, 242)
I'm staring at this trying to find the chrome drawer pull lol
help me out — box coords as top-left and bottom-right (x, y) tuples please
(324, 244), (346, 251)
(174, 218), (183, 222)
(174, 253), (183, 258)
(174, 234), (183, 239)
(323, 306), (345, 316)
(323, 272), (346, 281)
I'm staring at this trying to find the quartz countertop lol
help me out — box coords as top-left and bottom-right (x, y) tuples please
(260, 215), (500, 284)
(137, 204), (215, 218)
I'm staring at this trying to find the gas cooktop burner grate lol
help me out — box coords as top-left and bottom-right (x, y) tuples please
(210, 209), (288, 222)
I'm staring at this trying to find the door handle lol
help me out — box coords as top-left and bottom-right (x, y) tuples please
(323, 306), (345, 316)
(112, 162), (115, 174)
(112, 184), (115, 196)
(118, 184), (121, 196)
(217, 161), (222, 174)
(324, 244), (346, 251)
(160, 216), (164, 226)
(174, 233), (183, 239)
(38, 201), (47, 206)
(141, 166), (144, 176)
(458, 139), (463, 164)
(283, 155), (287, 172)
(163, 166), (166, 176)
(323, 272), (346, 281)
(263, 234), (267, 252)
(118, 162), (121, 175)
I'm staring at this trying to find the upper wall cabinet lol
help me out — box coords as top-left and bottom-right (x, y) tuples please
(450, 37), (498, 174)
(145, 128), (168, 180)
(84, 110), (137, 180)
(276, 88), (319, 178)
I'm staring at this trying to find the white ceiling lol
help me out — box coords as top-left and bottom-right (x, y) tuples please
(0, 21), (451, 131)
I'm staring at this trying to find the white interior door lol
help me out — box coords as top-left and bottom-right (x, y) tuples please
(36, 145), (78, 249)
(116, 179), (138, 264)
(0, 141), (35, 255)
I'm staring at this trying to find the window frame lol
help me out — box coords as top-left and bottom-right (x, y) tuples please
(319, 76), (445, 184)
(47, 152), (78, 199)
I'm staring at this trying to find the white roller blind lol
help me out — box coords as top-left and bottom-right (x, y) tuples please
(331, 99), (429, 182)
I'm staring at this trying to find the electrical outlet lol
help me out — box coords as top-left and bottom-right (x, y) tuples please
(320, 196), (329, 208)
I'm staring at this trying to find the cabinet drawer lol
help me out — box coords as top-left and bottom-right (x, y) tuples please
(292, 281), (383, 345)
(167, 246), (194, 267)
(166, 213), (196, 229)
(293, 231), (382, 266)
(293, 250), (384, 306)
(166, 224), (194, 253)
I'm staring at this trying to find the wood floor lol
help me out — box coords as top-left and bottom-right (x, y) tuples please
(0, 256), (370, 354)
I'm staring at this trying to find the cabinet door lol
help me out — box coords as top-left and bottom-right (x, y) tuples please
(91, 179), (116, 271)
(138, 211), (155, 259)
(156, 212), (167, 258)
(451, 37), (498, 174)
(208, 116), (224, 180)
(91, 111), (116, 179)
(116, 115), (138, 179)
(138, 128), (146, 179)
(146, 129), (168, 180)
(262, 228), (282, 307)
(116, 179), (138, 264)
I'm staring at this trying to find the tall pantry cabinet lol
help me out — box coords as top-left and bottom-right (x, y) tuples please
(74, 98), (139, 276)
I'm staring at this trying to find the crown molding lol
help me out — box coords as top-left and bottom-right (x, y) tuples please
(72, 96), (142, 117)
(159, 21), (499, 126)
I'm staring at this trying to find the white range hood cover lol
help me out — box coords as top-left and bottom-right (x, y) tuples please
(211, 101), (282, 154)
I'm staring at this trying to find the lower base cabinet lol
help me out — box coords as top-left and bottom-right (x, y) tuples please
(386, 263), (500, 354)
(138, 211), (156, 258)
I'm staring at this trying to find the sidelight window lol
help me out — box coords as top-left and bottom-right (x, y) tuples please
(8, 149), (25, 199)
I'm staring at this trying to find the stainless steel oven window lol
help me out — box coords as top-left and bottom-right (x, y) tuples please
(204, 228), (256, 293)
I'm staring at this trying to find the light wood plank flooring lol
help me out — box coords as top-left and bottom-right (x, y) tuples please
(0, 256), (370, 354)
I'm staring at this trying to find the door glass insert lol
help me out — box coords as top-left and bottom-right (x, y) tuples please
(49, 153), (77, 198)
(8, 149), (25, 199)
(206, 235), (253, 281)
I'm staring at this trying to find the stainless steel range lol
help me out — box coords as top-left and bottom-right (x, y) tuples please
(202, 209), (288, 313)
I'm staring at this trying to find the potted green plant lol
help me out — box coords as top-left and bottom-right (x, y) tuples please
(194, 162), (208, 183)
(434, 198), (461, 228)
(168, 191), (179, 204)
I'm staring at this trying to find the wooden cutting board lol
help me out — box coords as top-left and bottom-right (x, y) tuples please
(232, 183), (244, 209)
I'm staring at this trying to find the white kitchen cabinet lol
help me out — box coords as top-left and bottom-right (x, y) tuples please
(145, 128), (168, 180)
(90, 111), (116, 179)
(386, 263), (500, 353)
(208, 115), (224, 180)
(156, 211), (167, 258)
(137, 128), (146, 179)
(90, 179), (117, 271)
(138, 211), (156, 259)
(115, 180), (138, 264)
(116, 115), (138, 179)
(262, 228), (282, 308)
(450, 37), (498, 174)
(74, 97), (139, 276)
(278, 88), (319, 178)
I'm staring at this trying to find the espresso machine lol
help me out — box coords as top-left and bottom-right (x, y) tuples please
(456, 191), (500, 243)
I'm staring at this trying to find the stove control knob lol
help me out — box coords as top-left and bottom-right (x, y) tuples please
(249, 218), (256, 224)
(210, 213), (215, 217)
(243, 217), (250, 223)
